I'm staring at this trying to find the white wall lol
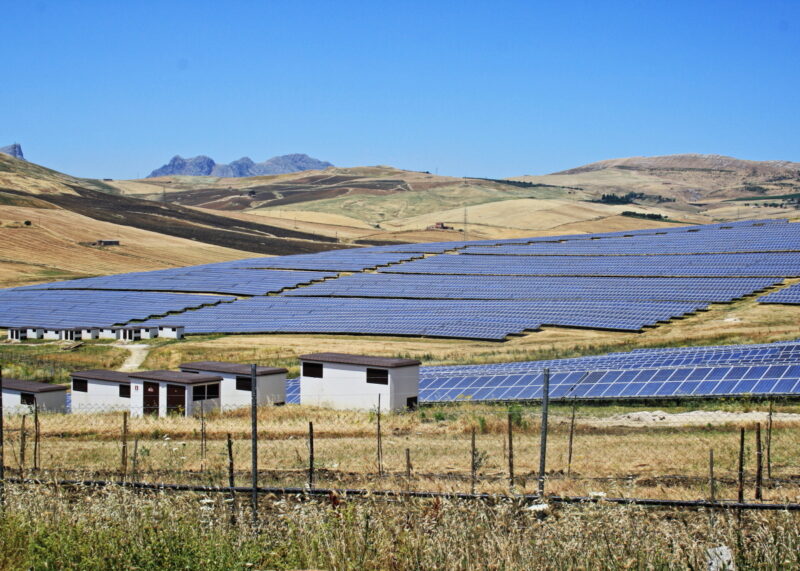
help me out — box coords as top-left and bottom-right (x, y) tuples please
(1, 389), (67, 414)
(42, 329), (60, 340)
(26, 328), (44, 339)
(389, 366), (420, 410)
(71, 378), (131, 413)
(98, 328), (118, 340)
(140, 327), (158, 339)
(159, 327), (184, 339)
(180, 370), (286, 410)
(80, 329), (99, 340)
(300, 362), (419, 411)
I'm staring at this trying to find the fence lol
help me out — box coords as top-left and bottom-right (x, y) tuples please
(1, 368), (800, 512)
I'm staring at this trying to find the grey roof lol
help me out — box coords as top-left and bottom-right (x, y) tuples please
(128, 370), (222, 385)
(71, 370), (132, 384)
(299, 352), (421, 368)
(180, 361), (287, 376)
(2, 378), (68, 393)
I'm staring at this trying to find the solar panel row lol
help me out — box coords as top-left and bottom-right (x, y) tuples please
(283, 274), (780, 302)
(0, 290), (234, 328)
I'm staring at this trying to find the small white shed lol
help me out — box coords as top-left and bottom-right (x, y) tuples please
(128, 370), (223, 417)
(1, 378), (68, 414)
(70, 370), (132, 413)
(299, 353), (420, 411)
(158, 325), (185, 339)
(179, 361), (288, 408)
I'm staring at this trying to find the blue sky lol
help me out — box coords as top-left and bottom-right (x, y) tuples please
(2, 1), (798, 179)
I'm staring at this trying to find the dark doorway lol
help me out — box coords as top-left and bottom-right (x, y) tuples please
(143, 382), (160, 415)
(166, 384), (186, 415)
(406, 396), (418, 410)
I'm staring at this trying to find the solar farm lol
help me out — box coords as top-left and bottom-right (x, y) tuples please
(2, 217), (800, 406)
(2, 219), (798, 336)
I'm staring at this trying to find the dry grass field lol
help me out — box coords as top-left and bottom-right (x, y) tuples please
(0, 205), (251, 287)
(2, 484), (798, 569)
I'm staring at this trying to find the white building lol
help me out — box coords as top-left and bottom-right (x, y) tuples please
(98, 327), (120, 340)
(59, 328), (82, 341)
(80, 327), (100, 340)
(118, 327), (141, 342)
(139, 326), (159, 339)
(26, 327), (45, 340)
(70, 370), (132, 413)
(158, 325), (185, 339)
(127, 370), (223, 417)
(299, 353), (420, 411)
(7, 327), (29, 341)
(1, 378), (67, 414)
(42, 328), (62, 340)
(179, 361), (288, 408)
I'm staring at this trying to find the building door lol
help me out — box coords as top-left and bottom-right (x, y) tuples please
(166, 384), (186, 415)
(143, 382), (160, 415)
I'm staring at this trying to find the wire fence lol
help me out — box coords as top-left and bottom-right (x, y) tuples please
(1, 369), (800, 512)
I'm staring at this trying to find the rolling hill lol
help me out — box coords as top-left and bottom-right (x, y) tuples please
(0, 153), (347, 287)
(110, 153), (800, 244)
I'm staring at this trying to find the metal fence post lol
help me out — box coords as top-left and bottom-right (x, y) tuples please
(250, 363), (258, 524)
(538, 368), (550, 498)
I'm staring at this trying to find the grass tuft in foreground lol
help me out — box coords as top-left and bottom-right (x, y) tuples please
(1, 484), (799, 569)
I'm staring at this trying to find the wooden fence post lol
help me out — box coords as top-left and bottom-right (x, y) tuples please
(308, 421), (315, 488)
(755, 423), (763, 501)
(121, 412), (128, 479)
(507, 409), (514, 491)
(567, 400), (576, 478)
(376, 395), (383, 477)
(250, 363), (258, 524)
(19, 415), (26, 474)
(470, 427), (477, 494)
(227, 432), (237, 525)
(709, 449), (715, 502)
(33, 404), (40, 472)
(737, 427), (745, 504)
(766, 401), (773, 480)
(538, 368), (550, 498)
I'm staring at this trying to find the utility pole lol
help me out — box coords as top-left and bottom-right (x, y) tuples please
(464, 207), (468, 241)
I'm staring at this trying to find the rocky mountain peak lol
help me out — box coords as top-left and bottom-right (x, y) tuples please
(0, 143), (25, 160)
(147, 153), (332, 178)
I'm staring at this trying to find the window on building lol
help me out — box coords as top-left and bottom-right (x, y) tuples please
(236, 376), (252, 391)
(193, 383), (220, 401)
(303, 362), (323, 378)
(20, 392), (35, 406)
(366, 368), (389, 385)
(72, 378), (88, 392)
(119, 384), (130, 398)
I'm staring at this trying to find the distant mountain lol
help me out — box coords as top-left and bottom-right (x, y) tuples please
(148, 153), (333, 178)
(0, 143), (24, 160)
